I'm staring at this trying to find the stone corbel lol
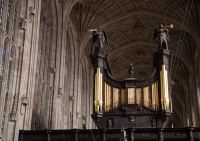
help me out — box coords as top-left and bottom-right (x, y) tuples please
(18, 46), (24, 51)
(57, 88), (62, 98)
(20, 95), (29, 115)
(49, 67), (56, 74)
(10, 113), (18, 122)
(82, 116), (87, 121)
(69, 95), (75, 101)
(29, 7), (36, 23)
(19, 18), (27, 30)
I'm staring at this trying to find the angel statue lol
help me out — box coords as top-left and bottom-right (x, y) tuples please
(154, 24), (170, 50)
(90, 27), (108, 54)
(129, 63), (134, 78)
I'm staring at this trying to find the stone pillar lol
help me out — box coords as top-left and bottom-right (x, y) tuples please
(9, 0), (42, 141)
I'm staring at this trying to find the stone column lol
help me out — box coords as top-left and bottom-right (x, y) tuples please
(11, 0), (41, 140)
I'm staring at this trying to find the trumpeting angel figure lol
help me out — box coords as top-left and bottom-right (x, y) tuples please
(154, 24), (170, 50)
(91, 27), (108, 54)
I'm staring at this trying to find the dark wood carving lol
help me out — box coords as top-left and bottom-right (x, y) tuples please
(19, 128), (200, 141)
(104, 69), (125, 88)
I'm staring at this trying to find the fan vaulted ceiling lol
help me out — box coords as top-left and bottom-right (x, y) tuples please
(69, 0), (200, 126)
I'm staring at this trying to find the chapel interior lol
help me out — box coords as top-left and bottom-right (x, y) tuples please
(0, 0), (200, 141)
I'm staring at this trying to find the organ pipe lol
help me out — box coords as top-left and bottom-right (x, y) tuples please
(136, 88), (142, 105)
(94, 67), (103, 112)
(128, 88), (134, 104)
(160, 65), (169, 110)
(152, 81), (159, 111)
(143, 86), (149, 108)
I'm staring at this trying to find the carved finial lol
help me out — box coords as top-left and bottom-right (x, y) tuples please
(129, 63), (134, 78)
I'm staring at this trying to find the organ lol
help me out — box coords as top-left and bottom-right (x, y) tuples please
(91, 48), (173, 129)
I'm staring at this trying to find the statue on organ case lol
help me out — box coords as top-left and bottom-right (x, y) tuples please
(154, 24), (170, 50)
(128, 63), (134, 78)
(92, 27), (108, 54)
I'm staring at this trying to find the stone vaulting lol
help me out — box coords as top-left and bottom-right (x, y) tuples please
(0, 0), (200, 140)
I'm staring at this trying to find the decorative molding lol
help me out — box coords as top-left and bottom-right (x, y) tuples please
(128, 116), (135, 122)
(120, 105), (127, 113)
(135, 133), (157, 137)
(105, 133), (121, 138)
(106, 118), (113, 129)
(163, 132), (188, 137)
(104, 70), (125, 88)
(18, 128), (200, 140)
(136, 105), (143, 113)
(151, 117), (157, 127)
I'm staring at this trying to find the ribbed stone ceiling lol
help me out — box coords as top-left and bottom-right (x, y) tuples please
(69, 0), (200, 126)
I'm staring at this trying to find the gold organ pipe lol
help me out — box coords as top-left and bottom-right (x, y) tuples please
(136, 88), (142, 104)
(128, 88), (134, 104)
(94, 67), (103, 112)
(105, 83), (107, 112)
(94, 70), (98, 112)
(113, 88), (119, 109)
(160, 68), (163, 110)
(152, 81), (159, 111)
(108, 85), (111, 111)
(143, 86), (149, 108)
(105, 83), (110, 112)
(106, 84), (108, 112)
(99, 69), (102, 111)
(106, 83), (108, 112)
(160, 65), (169, 110)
